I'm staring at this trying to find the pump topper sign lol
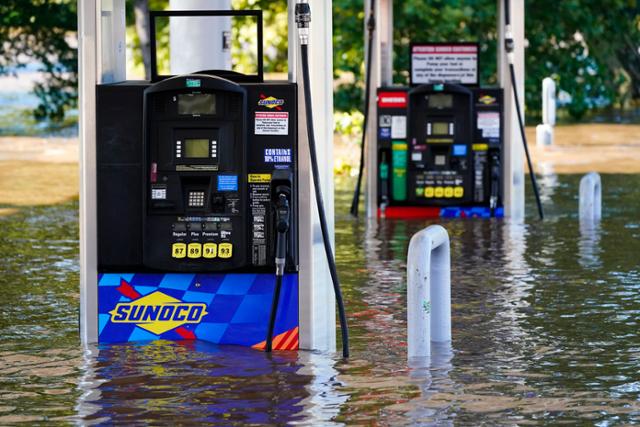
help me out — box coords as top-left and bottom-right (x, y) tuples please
(410, 43), (479, 86)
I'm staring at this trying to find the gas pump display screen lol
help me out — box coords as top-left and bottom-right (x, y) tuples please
(432, 122), (450, 135)
(428, 94), (453, 109)
(184, 139), (210, 158)
(178, 94), (216, 115)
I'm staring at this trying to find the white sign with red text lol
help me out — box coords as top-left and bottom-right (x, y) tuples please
(411, 44), (479, 85)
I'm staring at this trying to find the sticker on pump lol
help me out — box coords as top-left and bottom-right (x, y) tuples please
(477, 112), (500, 138)
(264, 148), (292, 163)
(217, 175), (238, 192)
(391, 116), (407, 139)
(378, 92), (408, 108)
(255, 111), (289, 135)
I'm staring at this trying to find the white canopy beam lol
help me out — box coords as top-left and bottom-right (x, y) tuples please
(365, 0), (393, 218)
(498, 0), (526, 221)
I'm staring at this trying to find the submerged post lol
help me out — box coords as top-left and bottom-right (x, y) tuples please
(536, 78), (556, 148)
(579, 172), (602, 221)
(407, 225), (452, 360)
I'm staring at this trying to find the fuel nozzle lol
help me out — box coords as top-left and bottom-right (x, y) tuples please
(489, 152), (501, 215)
(274, 192), (290, 276)
(271, 169), (293, 277)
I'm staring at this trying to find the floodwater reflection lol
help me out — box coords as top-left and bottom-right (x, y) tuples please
(0, 174), (639, 424)
(74, 341), (346, 425)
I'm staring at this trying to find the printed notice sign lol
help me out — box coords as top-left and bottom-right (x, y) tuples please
(391, 116), (407, 139)
(477, 112), (500, 139)
(411, 44), (479, 85)
(255, 111), (289, 135)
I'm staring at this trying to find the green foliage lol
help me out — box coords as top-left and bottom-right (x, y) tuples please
(231, 0), (289, 74)
(334, 0), (640, 120)
(526, 0), (640, 120)
(334, 0), (498, 114)
(0, 0), (77, 121)
(1, 0), (638, 122)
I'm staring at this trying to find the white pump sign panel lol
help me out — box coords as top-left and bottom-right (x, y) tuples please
(411, 43), (479, 86)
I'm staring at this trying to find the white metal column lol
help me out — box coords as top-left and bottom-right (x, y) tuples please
(79, 0), (99, 345)
(168, 0), (233, 74)
(365, 0), (393, 218)
(498, 0), (526, 221)
(293, 0), (337, 351)
(79, 0), (126, 344)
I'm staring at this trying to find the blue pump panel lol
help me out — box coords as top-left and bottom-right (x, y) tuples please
(98, 273), (299, 350)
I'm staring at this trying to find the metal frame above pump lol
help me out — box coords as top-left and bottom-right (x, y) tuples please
(81, 3), (348, 356)
(352, 0), (541, 221)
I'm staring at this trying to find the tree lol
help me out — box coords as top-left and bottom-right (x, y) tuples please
(334, 0), (640, 120)
(526, 0), (640, 119)
(1, 0), (638, 122)
(0, 0), (77, 120)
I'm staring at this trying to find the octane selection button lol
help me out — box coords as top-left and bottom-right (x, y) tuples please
(203, 243), (217, 259)
(444, 187), (454, 198)
(218, 243), (233, 259)
(425, 187), (435, 198)
(172, 243), (186, 259)
(187, 243), (202, 259)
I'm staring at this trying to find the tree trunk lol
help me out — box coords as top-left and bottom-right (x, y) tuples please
(134, 0), (151, 80)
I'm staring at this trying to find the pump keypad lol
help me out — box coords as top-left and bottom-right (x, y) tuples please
(188, 191), (206, 208)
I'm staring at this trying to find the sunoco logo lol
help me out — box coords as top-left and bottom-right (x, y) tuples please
(109, 291), (208, 335)
(479, 95), (497, 105)
(258, 94), (285, 110)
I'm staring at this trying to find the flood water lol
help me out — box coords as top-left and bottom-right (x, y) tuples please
(0, 174), (639, 424)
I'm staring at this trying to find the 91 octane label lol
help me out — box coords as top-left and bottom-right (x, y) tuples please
(255, 112), (289, 135)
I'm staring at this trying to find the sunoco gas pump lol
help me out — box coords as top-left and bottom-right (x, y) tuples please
(351, 1), (543, 220)
(91, 7), (348, 357)
(374, 44), (506, 219)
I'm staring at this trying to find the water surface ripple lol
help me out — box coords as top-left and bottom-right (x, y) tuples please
(0, 174), (639, 424)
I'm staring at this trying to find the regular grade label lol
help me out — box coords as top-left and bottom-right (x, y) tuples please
(255, 111), (289, 136)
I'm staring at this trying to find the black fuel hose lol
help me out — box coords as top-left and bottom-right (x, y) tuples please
(300, 42), (350, 359)
(503, 0), (544, 219)
(266, 192), (290, 353)
(350, 0), (376, 217)
(265, 274), (283, 352)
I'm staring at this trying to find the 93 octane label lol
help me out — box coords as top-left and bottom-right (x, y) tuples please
(255, 112), (289, 135)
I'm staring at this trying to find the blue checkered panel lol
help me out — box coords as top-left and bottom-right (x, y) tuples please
(98, 273), (299, 347)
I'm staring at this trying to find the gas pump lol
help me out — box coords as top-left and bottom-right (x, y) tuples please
(374, 43), (506, 219)
(350, 1), (544, 220)
(93, 7), (348, 356)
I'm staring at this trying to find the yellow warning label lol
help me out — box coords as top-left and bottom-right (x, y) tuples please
(248, 174), (271, 183)
(472, 144), (489, 151)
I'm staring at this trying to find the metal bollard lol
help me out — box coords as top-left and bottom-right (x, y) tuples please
(536, 123), (554, 147)
(537, 78), (556, 147)
(579, 172), (602, 221)
(407, 225), (452, 360)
